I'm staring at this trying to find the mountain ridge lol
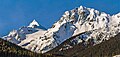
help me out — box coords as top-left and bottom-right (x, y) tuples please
(1, 6), (120, 54)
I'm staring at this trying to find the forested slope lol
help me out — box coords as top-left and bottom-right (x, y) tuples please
(0, 38), (54, 57)
(47, 33), (120, 57)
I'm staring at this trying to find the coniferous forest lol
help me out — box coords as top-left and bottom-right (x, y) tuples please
(47, 33), (120, 57)
(0, 38), (55, 57)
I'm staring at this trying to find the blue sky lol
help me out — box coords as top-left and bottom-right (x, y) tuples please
(0, 0), (120, 36)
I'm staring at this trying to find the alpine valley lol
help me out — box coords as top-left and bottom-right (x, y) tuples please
(1, 6), (120, 57)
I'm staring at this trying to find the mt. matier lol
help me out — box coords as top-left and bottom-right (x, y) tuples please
(1, 6), (120, 57)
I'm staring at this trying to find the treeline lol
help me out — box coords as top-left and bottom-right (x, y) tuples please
(0, 38), (55, 57)
(47, 33), (120, 57)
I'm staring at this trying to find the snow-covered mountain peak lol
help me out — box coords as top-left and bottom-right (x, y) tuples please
(1, 6), (120, 53)
(28, 19), (46, 30)
(28, 19), (40, 28)
(51, 6), (111, 36)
